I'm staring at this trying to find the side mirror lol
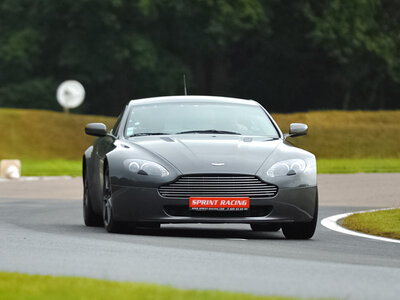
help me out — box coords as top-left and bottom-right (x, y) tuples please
(286, 123), (308, 138)
(85, 123), (107, 137)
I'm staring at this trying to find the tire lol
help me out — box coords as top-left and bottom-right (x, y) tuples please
(251, 224), (280, 232)
(282, 191), (318, 240)
(103, 166), (126, 233)
(83, 170), (103, 227)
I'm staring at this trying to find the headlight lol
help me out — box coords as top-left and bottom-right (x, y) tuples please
(266, 159), (306, 177)
(127, 159), (169, 177)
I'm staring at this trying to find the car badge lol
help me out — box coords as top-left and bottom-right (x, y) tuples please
(211, 162), (225, 166)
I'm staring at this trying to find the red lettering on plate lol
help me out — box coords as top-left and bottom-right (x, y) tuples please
(189, 197), (249, 208)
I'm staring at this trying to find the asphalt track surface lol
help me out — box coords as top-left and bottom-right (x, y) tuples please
(0, 174), (399, 300)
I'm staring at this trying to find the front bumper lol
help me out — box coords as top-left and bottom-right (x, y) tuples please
(111, 184), (318, 224)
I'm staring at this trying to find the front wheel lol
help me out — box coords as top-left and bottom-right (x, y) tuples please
(282, 218), (317, 239)
(282, 191), (318, 240)
(103, 166), (125, 233)
(83, 171), (102, 227)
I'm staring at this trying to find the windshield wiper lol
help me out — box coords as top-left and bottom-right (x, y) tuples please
(176, 129), (241, 135)
(127, 132), (170, 137)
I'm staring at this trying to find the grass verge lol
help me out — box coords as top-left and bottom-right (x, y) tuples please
(341, 209), (400, 240)
(0, 272), (302, 300)
(18, 158), (400, 177)
(1, 108), (398, 176)
(1, 108), (400, 161)
(317, 158), (400, 173)
(21, 159), (82, 176)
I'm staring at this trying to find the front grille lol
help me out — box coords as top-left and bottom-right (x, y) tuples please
(159, 175), (278, 198)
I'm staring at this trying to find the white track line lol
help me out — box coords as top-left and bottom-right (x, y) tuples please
(321, 208), (400, 244)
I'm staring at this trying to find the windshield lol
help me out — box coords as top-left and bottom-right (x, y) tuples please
(124, 102), (279, 138)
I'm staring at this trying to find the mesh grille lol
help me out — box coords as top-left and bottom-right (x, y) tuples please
(159, 175), (278, 198)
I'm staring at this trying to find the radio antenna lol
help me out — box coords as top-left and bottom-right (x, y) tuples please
(183, 73), (188, 96)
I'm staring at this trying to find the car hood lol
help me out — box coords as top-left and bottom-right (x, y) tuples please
(127, 135), (281, 174)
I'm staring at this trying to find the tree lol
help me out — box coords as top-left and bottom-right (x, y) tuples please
(305, 0), (400, 109)
(1, 0), (400, 114)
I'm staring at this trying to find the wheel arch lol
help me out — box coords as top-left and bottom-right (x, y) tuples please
(83, 146), (94, 176)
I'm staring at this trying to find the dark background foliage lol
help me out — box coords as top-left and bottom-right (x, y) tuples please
(0, 0), (399, 115)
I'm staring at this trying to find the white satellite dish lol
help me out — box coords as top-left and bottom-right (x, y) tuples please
(57, 80), (85, 112)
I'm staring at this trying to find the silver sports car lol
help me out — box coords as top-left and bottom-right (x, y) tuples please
(83, 96), (318, 239)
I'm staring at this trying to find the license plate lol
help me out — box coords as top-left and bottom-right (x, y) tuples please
(189, 197), (249, 211)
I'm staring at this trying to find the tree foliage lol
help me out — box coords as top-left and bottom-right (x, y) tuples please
(0, 0), (399, 115)
(305, 0), (400, 108)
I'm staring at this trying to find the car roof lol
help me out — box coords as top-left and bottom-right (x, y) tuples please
(128, 95), (259, 106)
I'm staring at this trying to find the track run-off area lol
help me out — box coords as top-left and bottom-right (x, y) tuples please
(0, 173), (399, 300)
